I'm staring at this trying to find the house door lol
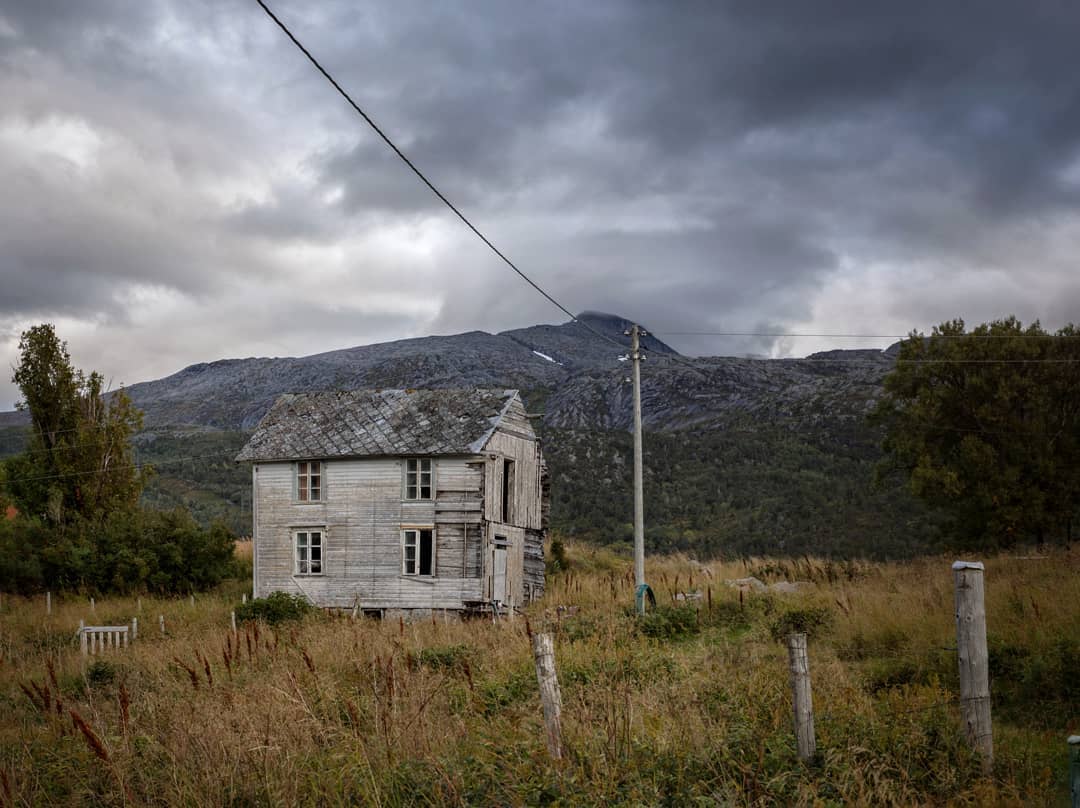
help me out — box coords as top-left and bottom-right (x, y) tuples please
(492, 538), (508, 603)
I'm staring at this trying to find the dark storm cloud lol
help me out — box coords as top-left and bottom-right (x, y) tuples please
(1, 0), (1079, 409)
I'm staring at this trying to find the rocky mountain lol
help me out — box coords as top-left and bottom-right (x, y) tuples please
(37, 310), (886, 434)
(2, 312), (926, 558)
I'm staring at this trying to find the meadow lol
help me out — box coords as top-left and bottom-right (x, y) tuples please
(1, 542), (1077, 806)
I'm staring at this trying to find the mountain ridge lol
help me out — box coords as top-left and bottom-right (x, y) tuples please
(0, 312), (891, 434)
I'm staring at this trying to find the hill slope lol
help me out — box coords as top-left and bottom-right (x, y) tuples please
(0, 313), (929, 556)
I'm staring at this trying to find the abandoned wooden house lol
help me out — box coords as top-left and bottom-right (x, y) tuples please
(235, 388), (546, 617)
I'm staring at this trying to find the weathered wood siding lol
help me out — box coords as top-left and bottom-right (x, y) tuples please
(523, 529), (545, 602)
(479, 395), (546, 605)
(252, 457), (483, 609)
(483, 396), (543, 530)
(250, 392), (545, 612)
(483, 522), (525, 605)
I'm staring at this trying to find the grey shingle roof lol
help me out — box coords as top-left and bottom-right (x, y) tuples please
(235, 388), (519, 462)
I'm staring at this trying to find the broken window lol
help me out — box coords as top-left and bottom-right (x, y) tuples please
(405, 458), (433, 500)
(402, 528), (434, 576)
(295, 529), (324, 575)
(297, 460), (322, 501)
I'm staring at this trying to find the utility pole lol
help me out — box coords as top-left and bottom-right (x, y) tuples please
(626, 324), (649, 613)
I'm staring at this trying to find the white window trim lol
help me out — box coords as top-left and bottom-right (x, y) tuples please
(294, 460), (325, 504)
(402, 457), (435, 501)
(293, 527), (326, 576)
(401, 526), (436, 576)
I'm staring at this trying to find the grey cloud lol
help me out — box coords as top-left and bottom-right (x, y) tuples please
(2, 0), (1080, 407)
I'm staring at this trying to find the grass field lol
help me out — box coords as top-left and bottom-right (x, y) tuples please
(1, 543), (1077, 806)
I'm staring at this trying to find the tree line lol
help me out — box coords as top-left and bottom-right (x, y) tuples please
(0, 325), (235, 594)
(1, 316), (1075, 593)
(873, 316), (1079, 549)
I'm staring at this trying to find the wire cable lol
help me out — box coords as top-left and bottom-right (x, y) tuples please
(254, 0), (627, 353)
(3, 450), (238, 485)
(654, 331), (1080, 340)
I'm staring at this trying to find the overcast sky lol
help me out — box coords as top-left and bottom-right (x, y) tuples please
(2, 1), (1079, 409)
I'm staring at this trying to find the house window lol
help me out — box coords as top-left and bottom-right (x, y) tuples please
(297, 461), (322, 502)
(402, 528), (434, 576)
(295, 529), (324, 575)
(405, 458), (433, 500)
(501, 458), (515, 523)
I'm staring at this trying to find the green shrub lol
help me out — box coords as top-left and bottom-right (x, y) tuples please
(546, 538), (569, 574)
(85, 660), (116, 688)
(637, 605), (700, 640)
(235, 591), (313, 625)
(478, 668), (535, 712)
(0, 509), (236, 595)
(768, 605), (833, 642)
(411, 644), (472, 672)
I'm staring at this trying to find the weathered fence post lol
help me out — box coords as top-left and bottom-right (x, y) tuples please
(953, 560), (992, 773)
(531, 632), (563, 760)
(79, 620), (87, 656)
(189, 594), (195, 607)
(787, 632), (816, 761)
(1069, 735), (1080, 808)
(90, 596), (95, 614)
(242, 593), (247, 604)
(46, 591), (51, 615)
(131, 617), (138, 641)
(137, 597), (142, 613)
(230, 611), (237, 636)
(159, 614), (165, 635)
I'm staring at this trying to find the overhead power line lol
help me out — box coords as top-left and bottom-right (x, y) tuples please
(3, 450), (237, 486)
(254, 0), (627, 353)
(654, 331), (1080, 340)
(657, 356), (1080, 366)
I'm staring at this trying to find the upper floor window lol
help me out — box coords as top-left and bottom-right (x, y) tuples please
(405, 458), (433, 500)
(297, 460), (322, 501)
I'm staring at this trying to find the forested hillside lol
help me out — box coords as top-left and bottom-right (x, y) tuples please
(0, 312), (934, 557)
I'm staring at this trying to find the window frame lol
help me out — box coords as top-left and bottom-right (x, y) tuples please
(403, 457), (434, 501)
(401, 526), (436, 576)
(295, 460), (324, 503)
(293, 527), (326, 576)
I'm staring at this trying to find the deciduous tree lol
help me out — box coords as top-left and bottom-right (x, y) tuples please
(874, 317), (1080, 548)
(5, 324), (147, 524)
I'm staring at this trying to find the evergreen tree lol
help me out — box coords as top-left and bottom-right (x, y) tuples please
(874, 317), (1080, 548)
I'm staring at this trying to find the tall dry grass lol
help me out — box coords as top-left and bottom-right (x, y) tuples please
(0, 543), (1076, 805)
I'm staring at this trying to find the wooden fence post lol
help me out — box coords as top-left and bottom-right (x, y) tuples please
(953, 560), (992, 773)
(189, 594), (195, 607)
(46, 591), (51, 615)
(787, 632), (816, 761)
(1069, 735), (1080, 808)
(131, 617), (138, 640)
(79, 620), (87, 656)
(159, 614), (165, 635)
(231, 611), (237, 636)
(242, 593), (247, 604)
(531, 632), (563, 760)
(90, 597), (95, 614)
